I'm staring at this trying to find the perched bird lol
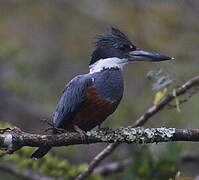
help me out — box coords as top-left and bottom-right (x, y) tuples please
(31, 27), (172, 158)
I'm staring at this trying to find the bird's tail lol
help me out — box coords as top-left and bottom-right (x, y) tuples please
(31, 146), (52, 159)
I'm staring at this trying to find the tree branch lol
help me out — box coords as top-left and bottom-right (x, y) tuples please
(75, 75), (199, 180)
(1, 127), (199, 151)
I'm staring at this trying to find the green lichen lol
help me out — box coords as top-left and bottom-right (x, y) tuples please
(156, 127), (176, 140)
(144, 128), (155, 139)
(86, 127), (176, 144)
(121, 127), (137, 142)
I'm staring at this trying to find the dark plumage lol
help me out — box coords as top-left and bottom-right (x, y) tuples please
(95, 27), (133, 49)
(90, 27), (136, 65)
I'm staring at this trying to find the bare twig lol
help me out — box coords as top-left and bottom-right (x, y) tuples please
(75, 75), (199, 180)
(94, 158), (131, 176)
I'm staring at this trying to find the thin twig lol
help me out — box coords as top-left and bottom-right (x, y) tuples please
(94, 158), (132, 176)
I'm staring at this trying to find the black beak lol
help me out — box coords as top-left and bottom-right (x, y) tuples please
(128, 48), (174, 62)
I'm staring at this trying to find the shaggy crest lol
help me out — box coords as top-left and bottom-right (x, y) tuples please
(94, 27), (133, 49)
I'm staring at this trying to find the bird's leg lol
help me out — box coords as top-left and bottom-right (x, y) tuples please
(53, 127), (68, 134)
(74, 125), (86, 142)
(42, 118), (68, 134)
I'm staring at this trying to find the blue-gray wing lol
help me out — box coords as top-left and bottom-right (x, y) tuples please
(52, 75), (93, 127)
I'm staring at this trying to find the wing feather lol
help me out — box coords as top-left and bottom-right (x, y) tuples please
(53, 75), (93, 127)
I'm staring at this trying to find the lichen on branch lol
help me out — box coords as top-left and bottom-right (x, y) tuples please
(1, 126), (199, 155)
(86, 127), (176, 144)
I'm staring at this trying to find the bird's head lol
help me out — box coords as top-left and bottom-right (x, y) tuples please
(89, 27), (173, 73)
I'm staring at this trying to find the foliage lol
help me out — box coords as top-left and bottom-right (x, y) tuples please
(153, 87), (168, 105)
(0, 147), (102, 180)
(172, 89), (181, 113)
(124, 144), (181, 180)
(147, 69), (173, 92)
(147, 69), (173, 105)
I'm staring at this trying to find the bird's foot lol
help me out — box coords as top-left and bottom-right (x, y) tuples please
(74, 125), (86, 142)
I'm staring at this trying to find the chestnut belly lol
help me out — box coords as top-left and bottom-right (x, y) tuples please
(58, 85), (122, 131)
(60, 98), (120, 131)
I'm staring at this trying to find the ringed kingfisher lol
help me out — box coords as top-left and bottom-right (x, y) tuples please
(31, 27), (173, 158)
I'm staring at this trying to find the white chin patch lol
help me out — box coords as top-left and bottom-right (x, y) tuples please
(89, 57), (128, 74)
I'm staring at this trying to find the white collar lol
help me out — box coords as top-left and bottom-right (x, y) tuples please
(89, 57), (128, 74)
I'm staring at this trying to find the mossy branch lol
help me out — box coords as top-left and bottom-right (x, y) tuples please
(1, 127), (199, 153)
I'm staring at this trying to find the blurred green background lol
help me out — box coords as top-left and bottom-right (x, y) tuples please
(0, 0), (199, 179)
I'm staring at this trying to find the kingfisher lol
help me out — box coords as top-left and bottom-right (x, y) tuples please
(31, 27), (172, 158)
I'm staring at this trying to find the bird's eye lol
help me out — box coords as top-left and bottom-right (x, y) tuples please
(119, 44), (136, 51)
(129, 45), (136, 51)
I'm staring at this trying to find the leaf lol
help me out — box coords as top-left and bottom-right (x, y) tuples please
(172, 89), (181, 113)
(153, 88), (168, 105)
(147, 69), (173, 91)
(153, 76), (173, 91)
